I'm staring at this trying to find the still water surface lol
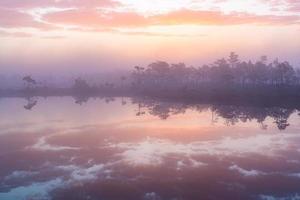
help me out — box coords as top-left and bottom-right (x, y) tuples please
(0, 97), (300, 200)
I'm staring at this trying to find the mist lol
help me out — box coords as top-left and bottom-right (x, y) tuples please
(1, 1), (300, 199)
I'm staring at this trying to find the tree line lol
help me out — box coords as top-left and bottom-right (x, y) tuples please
(132, 53), (300, 95)
(14, 52), (300, 101)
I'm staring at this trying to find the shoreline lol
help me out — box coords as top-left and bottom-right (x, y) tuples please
(1, 87), (300, 109)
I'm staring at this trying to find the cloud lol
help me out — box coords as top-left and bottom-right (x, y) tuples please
(113, 31), (207, 37)
(0, 30), (33, 38)
(113, 133), (295, 166)
(43, 9), (300, 30)
(5, 170), (39, 180)
(81, 26), (207, 37)
(229, 165), (266, 176)
(1, 1), (299, 37)
(40, 35), (66, 39)
(0, 8), (54, 30)
(0, 1), (299, 38)
(44, 9), (149, 27)
(152, 9), (300, 26)
(286, 0), (300, 12)
(260, 0), (300, 12)
(0, 8), (37, 28)
(0, 178), (64, 200)
(0, 0), (120, 31)
(30, 136), (80, 151)
(0, 0), (119, 9)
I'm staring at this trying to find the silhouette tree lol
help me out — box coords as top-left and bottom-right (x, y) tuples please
(131, 52), (300, 93)
(228, 52), (240, 68)
(273, 61), (296, 86)
(72, 78), (92, 95)
(22, 76), (37, 89)
(120, 76), (127, 89)
(260, 55), (268, 65)
(133, 66), (145, 86)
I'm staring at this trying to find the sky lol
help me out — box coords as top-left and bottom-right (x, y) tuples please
(0, 0), (300, 73)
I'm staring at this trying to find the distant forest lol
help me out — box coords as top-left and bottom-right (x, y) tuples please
(133, 52), (300, 91)
(1, 52), (300, 104)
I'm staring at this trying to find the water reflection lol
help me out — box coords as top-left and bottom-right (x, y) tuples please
(133, 99), (295, 131)
(23, 97), (38, 111)
(23, 96), (299, 131)
(1, 97), (300, 200)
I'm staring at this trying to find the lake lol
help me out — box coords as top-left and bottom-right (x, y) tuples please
(0, 97), (300, 200)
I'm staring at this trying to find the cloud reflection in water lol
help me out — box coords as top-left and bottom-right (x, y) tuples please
(0, 97), (300, 200)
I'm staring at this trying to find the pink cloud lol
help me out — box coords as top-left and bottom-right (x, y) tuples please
(153, 9), (300, 26)
(0, 8), (53, 29)
(0, 2), (299, 35)
(43, 9), (300, 29)
(285, 0), (300, 12)
(0, 0), (119, 9)
(44, 9), (148, 27)
(260, 0), (300, 12)
(0, 8), (35, 27)
(0, 30), (33, 38)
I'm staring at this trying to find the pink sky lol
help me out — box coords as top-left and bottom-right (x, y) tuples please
(0, 0), (299, 72)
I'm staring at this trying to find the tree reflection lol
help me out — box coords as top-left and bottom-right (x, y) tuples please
(131, 98), (296, 130)
(23, 97), (38, 110)
(270, 108), (293, 130)
(105, 97), (115, 104)
(74, 95), (89, 105)
(20, 96), (297, 130)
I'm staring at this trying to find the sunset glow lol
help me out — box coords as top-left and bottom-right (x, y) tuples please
(2, 1), (300, 200)
(0, 0), (299, 71)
